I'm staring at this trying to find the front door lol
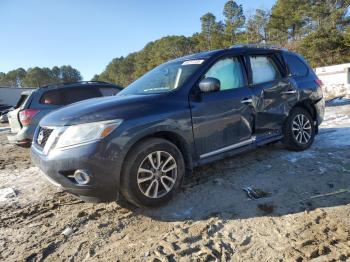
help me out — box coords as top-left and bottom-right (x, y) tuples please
(189, 56), (254, 159)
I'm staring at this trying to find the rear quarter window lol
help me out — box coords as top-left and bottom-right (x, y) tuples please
(99, 86), (121, 96)
(283, 53), (309, 77)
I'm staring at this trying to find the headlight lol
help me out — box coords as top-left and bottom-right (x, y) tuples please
(55, 120), (122, 149)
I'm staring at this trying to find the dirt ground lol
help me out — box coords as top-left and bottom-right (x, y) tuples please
(1, 101), (350, 262)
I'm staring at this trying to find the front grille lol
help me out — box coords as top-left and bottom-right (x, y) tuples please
(36, 127), (53, 148)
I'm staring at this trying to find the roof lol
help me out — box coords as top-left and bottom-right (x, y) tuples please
(39, 81), (122, 90)
(173, 44), (288, 63)
(174, 50), (225, 61)
(230, 44), (288, 51)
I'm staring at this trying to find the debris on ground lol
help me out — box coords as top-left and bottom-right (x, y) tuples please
(243, 186), (270, 200)
(61, 227), (74, 237)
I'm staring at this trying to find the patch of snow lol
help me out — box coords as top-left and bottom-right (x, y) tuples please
(316, 105), (350, 148)
(0, 127), (10, 133)
(321, 114), (350, 128)
(172, 207), (193, 218)
(326, 97), (350, 106)
(319, 167), (326, 174)
(317, 127), (350, 147)
(0, 167), (60, 205)
(282, 151), (315, 163)
(0, 187), (16, 201)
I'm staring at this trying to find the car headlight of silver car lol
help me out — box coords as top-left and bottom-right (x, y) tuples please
(55, 119), (123, 149)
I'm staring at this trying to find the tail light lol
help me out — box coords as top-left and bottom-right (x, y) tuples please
(19, 109), (40, 126)
(315, 79), (324, 87)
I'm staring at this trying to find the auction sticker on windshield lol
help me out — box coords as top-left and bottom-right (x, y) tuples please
(182, 60), (204, 65)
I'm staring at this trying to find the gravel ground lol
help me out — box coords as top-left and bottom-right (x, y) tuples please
(0, 102), (350, 261)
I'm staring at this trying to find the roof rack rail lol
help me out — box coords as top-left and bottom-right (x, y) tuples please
(75, 81), (114, 85)
(230, 44), (288, 51)
(40, 80), (114, 89)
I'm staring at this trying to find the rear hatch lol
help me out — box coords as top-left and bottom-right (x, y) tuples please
(8, 93), (32, 133)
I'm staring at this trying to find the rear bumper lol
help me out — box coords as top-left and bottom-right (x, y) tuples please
(7, 126), (36, 146)
(7, 134), (31, 147)
(31, 141), (123, 202)
(315, 98), (325, 125)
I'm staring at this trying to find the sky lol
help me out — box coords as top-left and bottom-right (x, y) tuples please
(0, 0), (276, 80)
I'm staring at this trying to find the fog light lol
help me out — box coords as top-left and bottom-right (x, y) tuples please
(73, 170), (91, 185)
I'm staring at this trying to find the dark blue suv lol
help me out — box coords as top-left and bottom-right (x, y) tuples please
(31, 45), (325, 207)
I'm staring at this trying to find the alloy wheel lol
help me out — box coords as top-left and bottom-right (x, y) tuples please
(292, 114), (312, 144)
(137, 151), (177, 199)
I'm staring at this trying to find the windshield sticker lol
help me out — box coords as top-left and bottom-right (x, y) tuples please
(182, 60), (204, 65)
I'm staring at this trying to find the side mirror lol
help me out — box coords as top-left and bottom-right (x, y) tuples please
(199, 77), (220, 93)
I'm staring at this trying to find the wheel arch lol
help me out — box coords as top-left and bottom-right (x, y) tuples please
(292, 99), (318, 134)
(150, 131), (194, 171)
(119, 130), (194, 186)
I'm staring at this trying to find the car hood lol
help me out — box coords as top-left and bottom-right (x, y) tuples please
(40, 94), (163, 126)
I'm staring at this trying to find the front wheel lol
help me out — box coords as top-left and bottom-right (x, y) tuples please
(121, 138), (185, 208)
(283, 107), (315, 151)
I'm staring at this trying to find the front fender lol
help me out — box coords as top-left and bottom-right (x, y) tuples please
(105, 116), (194, 187)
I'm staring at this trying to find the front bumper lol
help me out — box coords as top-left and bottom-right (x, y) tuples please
(31, 141), (123, 202)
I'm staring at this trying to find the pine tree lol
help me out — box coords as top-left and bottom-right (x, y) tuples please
(200, 13), (217, 50)
(223, 0), (245, 45)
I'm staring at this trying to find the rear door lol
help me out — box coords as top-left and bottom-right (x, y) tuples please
(247, 52), (298, 136)
(190, 56), (255, 159)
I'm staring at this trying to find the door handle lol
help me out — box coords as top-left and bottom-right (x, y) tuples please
(241, 98), (253, 104)
(282, 90), (297, 94)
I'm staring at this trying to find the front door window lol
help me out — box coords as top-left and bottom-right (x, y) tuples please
(205, 57), (245, 91)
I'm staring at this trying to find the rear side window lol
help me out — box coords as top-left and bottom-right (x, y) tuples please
(40, 90), (63, 105)
(205, 57), (245, 91)
(249, 56), (281, 85)
(40, 87), (102, 106)
(62, 87), (102, 105)
(284, 53), (309, 77)
(99, 87), (120, 96)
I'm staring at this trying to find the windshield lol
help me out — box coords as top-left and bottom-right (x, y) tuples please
(119, 60), (204, 95)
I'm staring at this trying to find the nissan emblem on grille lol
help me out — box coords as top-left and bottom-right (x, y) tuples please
(37, 129), (45, 145)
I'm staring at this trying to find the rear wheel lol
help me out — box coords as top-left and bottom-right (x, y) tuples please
(121, 138), (185, 207)
(283, 107), (315, 151)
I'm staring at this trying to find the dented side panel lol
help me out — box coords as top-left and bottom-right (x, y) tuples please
(250, 78), (298, 135)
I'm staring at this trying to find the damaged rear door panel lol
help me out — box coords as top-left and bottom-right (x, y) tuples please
(246, 52), (298, 136)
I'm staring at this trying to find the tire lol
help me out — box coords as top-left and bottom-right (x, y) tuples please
(121, 138), (185, 208)
(283, 107), (315, 151)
